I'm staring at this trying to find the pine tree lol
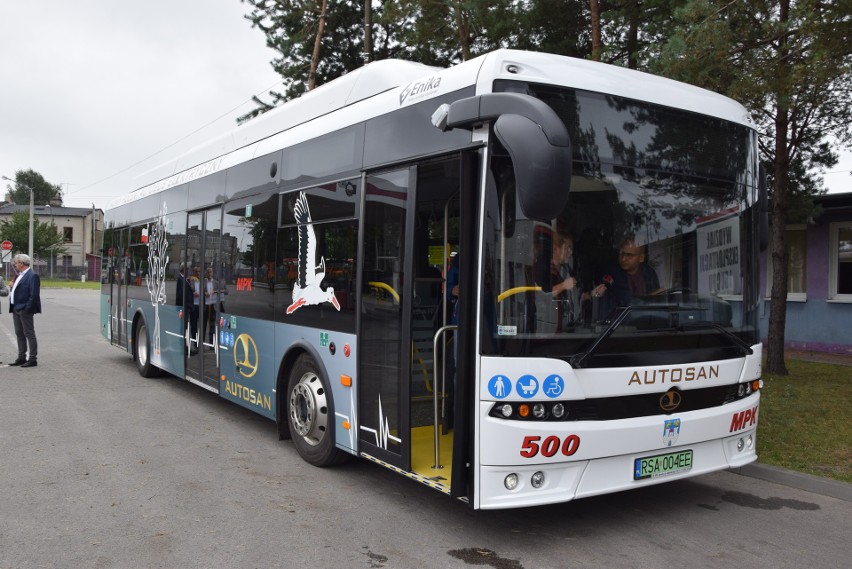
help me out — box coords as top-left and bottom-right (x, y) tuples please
(655, 0), (852, 373)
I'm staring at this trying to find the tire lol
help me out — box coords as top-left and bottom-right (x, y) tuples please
(133, 319), (160, 378)
(287, 354), (347, 466)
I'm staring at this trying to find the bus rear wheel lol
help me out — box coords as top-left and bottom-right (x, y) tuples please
(133, 319), (160, 378)
(287, 354), (346, 466)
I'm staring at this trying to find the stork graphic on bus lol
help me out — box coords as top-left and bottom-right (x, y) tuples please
(287, 191), (341, 314)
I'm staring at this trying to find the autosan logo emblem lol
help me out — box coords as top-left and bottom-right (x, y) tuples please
(659, 388), (682, 413)
(234, 333), (259, 378)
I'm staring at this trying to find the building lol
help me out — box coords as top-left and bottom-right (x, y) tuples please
(760, 191), (852, 354)
(0, 203), (103, 280)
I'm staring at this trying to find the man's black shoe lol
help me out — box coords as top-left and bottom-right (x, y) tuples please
(9, 359), (26, 366)
(20, 360), (38, 368)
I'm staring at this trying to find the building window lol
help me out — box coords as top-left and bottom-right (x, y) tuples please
(766, 225), (807, 301)
(64, 227), (73, 242)
(829, 222), (852, 301)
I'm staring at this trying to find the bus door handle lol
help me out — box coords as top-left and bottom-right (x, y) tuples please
(431, 324), (457, 469)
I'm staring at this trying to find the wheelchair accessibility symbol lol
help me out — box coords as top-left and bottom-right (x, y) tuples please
(542, 374), (565, 398)
(515, 375), (539, 399)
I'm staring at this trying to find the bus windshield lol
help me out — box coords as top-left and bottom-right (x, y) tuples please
(481, 83), (760, 366)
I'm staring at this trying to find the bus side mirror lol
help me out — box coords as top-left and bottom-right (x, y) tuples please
(493, 113), (572, 222)
(434, 93), (573, 222)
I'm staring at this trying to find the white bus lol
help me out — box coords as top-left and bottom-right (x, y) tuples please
(101, 49), (764, 509)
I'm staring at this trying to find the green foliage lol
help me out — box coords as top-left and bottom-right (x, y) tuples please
(0, 211), (67, 260)
(3, 169), (63, 206)
(653, 0), (852, 373)
(759, 358), (852, 482)
(655, 0), (851, 198)
(240, 0), (378, 111)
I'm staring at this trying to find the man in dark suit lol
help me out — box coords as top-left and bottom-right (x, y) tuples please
(9, 253), (41, 367)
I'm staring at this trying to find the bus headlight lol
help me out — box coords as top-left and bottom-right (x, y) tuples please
(552, 403), (566, 419)
(498, 404), (513, 418)
(532, 403), (546, 419)
(504, 473), (519, 490)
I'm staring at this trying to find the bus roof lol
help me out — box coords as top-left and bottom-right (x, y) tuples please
(115, 50), (752, 209)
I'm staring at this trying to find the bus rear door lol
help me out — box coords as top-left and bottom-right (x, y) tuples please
(185, 207), (223, 390)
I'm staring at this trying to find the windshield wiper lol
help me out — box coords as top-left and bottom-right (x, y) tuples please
(569, 304), (752, 368)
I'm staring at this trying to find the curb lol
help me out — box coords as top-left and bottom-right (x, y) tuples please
(731, 463), (852, 502)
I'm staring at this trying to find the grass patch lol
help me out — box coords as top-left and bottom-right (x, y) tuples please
(40, 278), (101, 290)
(758, 358), (852, 483)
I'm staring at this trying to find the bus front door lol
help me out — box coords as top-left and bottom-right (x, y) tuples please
(359, 167), (413, 470)
(184, 207), (223, 390)
(359, 154), (473, 494)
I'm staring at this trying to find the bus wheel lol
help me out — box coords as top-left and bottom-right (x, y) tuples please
(133, 319), (159, 378)
(287, 354), (346, 466)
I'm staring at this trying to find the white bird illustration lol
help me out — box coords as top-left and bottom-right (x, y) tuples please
(287, 191), (341, 314)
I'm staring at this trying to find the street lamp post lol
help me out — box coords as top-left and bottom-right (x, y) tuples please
(1, 175), (34, 260)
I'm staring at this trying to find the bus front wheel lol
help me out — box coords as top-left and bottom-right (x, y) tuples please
(287, 354), (346, 467)
(133, 319), (160, 378)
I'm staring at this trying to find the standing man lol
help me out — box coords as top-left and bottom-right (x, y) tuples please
(9, 253), (42, 367)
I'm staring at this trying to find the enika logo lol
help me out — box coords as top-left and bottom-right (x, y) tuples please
(234, 333), (259, 378)
(399, 76), (442, 105)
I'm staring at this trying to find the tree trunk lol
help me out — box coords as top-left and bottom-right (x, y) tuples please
(364, 0), (372, 63)
(590, 0), (602, 61)
(308, 0), (328, 90)
(452, 1), (471, 61)
(765, 0), (791, 375)
(626, 0), (639, 69)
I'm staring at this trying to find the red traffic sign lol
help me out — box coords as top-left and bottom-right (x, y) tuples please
(1, 240), (12, 251)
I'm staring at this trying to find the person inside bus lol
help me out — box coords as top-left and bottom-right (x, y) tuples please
(188, 265), (202, 354)
(203, 265), (217, 345)
(175, 263), (195, 353)
(550, 232), (583, 330)
(535, 231), (583, 331)
(591, 236), (663, 312)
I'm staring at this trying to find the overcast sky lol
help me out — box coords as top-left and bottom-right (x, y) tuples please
(0, 0), (282, 210)
(1, 2), (849, 212)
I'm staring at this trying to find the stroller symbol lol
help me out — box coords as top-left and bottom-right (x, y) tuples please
(516, 375), (539, 398)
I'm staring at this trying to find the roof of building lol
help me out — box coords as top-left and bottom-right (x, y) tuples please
(0, 204), (98, 217)
(815, 191), (852, 211)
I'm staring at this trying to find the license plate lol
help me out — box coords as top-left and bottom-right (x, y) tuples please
(634, 449), (693, 480)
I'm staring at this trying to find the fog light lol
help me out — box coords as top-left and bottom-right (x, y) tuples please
(552, 403), (566, 419)
(531, 471), (545, 488)
(532, 403), (546, 419)
(737, 438), (745, 452)
(747, 434), (754, 449)
(499, 404), (513, 418)
(504, 473), (519, 490)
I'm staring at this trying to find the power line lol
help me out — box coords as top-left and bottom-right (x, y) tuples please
(65, 79), (283, 197)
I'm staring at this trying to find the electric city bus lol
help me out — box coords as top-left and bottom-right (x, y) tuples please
(100, 49), (764, 509)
